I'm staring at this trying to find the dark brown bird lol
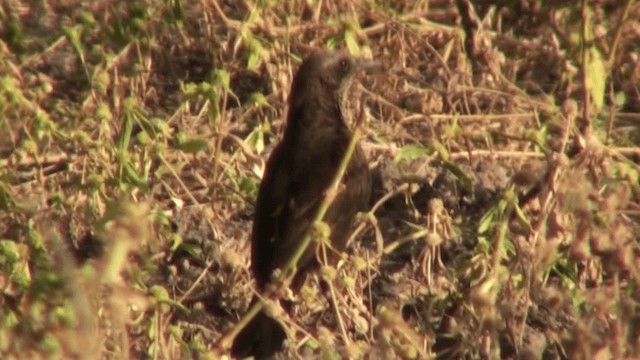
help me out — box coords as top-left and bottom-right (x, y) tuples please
(231, 50), (376, 358)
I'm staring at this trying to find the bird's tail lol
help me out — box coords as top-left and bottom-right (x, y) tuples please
(231, 297), (287, 359)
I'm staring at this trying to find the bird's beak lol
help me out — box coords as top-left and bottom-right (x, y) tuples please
(356, 59), (384, 74)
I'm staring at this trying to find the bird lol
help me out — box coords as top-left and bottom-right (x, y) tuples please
(230, 50), (377, 358)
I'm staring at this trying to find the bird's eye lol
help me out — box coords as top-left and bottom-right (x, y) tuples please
(340, 59), (349, 70)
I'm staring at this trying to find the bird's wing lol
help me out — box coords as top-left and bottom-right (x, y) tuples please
(250, 142), (292, 288)
(250, 134), (339, 288)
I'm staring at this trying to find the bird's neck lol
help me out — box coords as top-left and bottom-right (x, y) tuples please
(283, 94), (350, 149)
(293, 88), (346, 121)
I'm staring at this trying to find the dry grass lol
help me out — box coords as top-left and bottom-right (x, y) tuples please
(1, 0), (640, 359)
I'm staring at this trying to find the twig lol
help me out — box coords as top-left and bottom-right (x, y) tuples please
(449, 150), (545, 160)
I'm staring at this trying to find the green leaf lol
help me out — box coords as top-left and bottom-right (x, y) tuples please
(585, 47), (605, 113)
(614, 92), (626, 107)
(249, 92), (270, 107)
(245, 125), (265, 153)
(326, 36), (339, 49)
(344, 28), (360, 56)
(122, 161), (148, 190)
(432, 140), (450, 161)
(477, 204), (498, 235)
(393, 144), (430, 163)
(167, 0), (185, 22)
(0, 239), (20, 262)
(175, 135), (209, 154)
(247, 38), (265, 70)
(442, 160), (472, 192)
(525, 128), (545, 149)
(119, 98), (135, 152)
(150, 285), (170, 302)
(63, 25), (83, 59)
(213, 69), (230, 92)
(581, 7), (605, 113)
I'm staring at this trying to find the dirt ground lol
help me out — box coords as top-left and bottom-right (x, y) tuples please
(1, 0), (640, 359)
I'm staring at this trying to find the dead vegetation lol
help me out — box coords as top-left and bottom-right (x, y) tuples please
(1, 0), (639, 359)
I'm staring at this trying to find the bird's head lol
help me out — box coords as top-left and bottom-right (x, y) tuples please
(289, 50), (381, 110)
